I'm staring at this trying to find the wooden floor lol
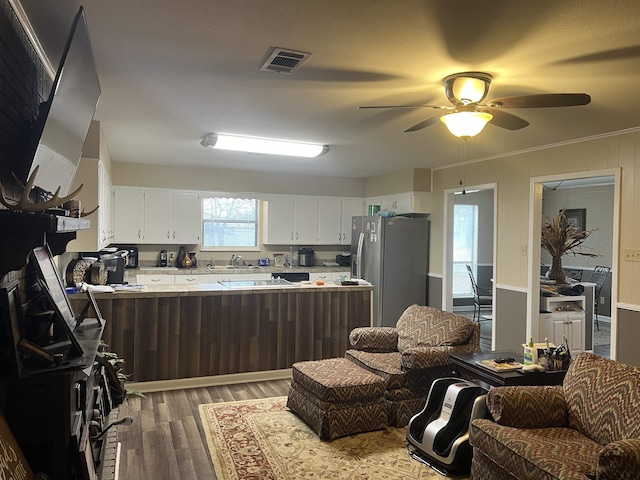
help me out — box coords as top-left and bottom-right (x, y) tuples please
(116, 379), (291, 480)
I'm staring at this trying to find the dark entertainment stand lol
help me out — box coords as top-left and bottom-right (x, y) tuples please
(0, 212), (120, 480)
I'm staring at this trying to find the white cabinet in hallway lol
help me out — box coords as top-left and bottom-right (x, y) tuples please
(540, 296), (585, 354)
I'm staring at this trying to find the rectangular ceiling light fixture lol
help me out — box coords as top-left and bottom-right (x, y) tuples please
(201, 133), (328, 158)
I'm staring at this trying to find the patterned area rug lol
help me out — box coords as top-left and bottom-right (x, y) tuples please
(199, 396), (448, 479)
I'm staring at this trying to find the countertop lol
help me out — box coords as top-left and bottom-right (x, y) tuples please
(69, 280), (372, 299)
(131, 265), (351, 275)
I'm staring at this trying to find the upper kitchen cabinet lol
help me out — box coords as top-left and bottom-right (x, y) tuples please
(113, 187), (201, 244)
(318, 197), (363, 245)
(67, 159), (113, 251)
(144, 189), (173, 243)
(340, 198), (364, 245)
(172, 190), (201, 244)
(264, 196), (318, 244)
(113, 186), (145, 243)
(317, 198), (342, 244)
(265, 195), (363, 245)
(367, 192), (432, 215)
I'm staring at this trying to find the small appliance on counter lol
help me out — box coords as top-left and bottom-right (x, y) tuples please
(336, 253), (351, 266)
(159, 250), (168, 267)
(109, 245), (139, 268)
(298, 247), (315, 267)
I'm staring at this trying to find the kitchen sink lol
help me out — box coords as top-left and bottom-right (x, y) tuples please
(207, 265), (263, 270)
(218, 278), (297, 289)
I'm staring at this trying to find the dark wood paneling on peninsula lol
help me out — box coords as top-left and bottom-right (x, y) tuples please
(71, 288), (371, 382)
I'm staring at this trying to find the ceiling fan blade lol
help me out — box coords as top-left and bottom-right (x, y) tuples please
(358, 104), (447, 109)
(487, 93), (591, 109)
(483, 108), (530, 130)
(404, 114), (443, 133)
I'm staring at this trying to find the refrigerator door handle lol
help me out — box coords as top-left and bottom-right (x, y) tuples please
(356, 232), (365, 279)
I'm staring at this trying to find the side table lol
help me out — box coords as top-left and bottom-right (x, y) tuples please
(450, 350), (566, 389)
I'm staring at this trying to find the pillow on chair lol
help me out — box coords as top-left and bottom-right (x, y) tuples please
(396, 305), (476, 352)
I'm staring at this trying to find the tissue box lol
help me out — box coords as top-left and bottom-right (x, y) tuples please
(523, 343), (555, 365)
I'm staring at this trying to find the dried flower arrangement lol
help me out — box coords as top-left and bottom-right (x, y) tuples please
(541, 210), (598, 284)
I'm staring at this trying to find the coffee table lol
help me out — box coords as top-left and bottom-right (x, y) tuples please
(450, 350), (566, 389)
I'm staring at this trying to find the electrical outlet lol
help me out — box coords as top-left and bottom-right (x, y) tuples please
(600, 296), (605, 304)
(624, 248), (640, 261)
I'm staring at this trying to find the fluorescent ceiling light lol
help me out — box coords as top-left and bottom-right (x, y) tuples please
(201, 133), (328, 158)
(440, 111), (493, 138)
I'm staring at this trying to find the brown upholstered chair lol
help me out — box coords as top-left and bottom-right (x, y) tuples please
(470, 353), (640, 479)
(345, 304), (481, 427)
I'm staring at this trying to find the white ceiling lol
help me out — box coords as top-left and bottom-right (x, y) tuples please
(20, 0), (640, 179)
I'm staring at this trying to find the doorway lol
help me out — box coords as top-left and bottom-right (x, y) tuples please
(528, 169), (620, 359)
(443, 183), (497, 350)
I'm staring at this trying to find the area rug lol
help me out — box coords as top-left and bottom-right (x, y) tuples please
(199, 396), (450, 479)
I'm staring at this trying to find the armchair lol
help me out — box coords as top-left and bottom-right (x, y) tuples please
(345, 305), (480, 427)
(470, 353), (640, 479)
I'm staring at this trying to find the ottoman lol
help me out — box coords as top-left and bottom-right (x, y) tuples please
(286, 358), (388, 440)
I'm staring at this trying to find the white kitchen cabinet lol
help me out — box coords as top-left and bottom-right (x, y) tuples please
(113, 187), (145, 243)
(340, 198), (364, 245)
(174, 274), (210, 284)
(540, 296), (585, 354)
(264, 196), (295, 244)
(380, 193), (413, 214)
(136, 274), (174, 284)
(264, 196), (318, 245)
(317, 198), (342, 244)
(144, 189), (173, 243)
(67, 159), (113, 251)
(266, 195), (362, 246)
(97, 161), (114, 248)
(294, 196), (318, 244)
(113, 187), (201, 245)
(172, 191), (201, 244)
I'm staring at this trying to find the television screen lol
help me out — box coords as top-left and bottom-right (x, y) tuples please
(29, 246), (83, 357)
(20, 6), (100, 197)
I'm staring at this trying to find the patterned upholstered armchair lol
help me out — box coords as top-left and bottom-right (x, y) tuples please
(345, 304), (480, 427)
(470, 353), (640, 480)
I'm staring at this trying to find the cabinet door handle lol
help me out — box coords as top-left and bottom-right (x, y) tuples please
(167, 231), (170, 239)
(138, 229), (141, 239)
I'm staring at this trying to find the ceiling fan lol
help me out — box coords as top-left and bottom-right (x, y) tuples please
(359, 72), (591, 138)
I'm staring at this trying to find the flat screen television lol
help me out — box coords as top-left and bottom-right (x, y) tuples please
(18, 6), (101, 198)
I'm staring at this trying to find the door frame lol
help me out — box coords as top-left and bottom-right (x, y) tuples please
(527, 168), (620, 359)
(443, 182), (498, 348)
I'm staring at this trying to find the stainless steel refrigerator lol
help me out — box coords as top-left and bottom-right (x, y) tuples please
(351, 215), (430, 327)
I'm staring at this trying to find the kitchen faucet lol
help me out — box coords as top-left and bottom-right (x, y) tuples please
(230, 255), (244, 267)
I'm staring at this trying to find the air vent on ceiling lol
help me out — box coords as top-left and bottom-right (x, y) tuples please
(260, 47), (311, 74)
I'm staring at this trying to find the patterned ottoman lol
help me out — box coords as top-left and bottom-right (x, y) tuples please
(286, 358), (388, 440)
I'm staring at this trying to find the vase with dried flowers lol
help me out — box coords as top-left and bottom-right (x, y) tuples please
(541, 210), (598, 284)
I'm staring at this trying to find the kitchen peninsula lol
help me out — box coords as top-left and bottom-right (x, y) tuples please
(68, 280), (372, 389)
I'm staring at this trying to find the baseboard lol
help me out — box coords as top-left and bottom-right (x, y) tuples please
(127, 369), (292, 393)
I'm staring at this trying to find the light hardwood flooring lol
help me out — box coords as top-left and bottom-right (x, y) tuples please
(116, 379), (291, 479)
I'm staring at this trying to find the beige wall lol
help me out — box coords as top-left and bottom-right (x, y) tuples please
(364, 168), (432, 197)
(111, 162), (366, 198)
(430, 131), (640, 365)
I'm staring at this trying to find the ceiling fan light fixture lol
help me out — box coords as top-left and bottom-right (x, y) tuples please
(201, 133), (328, 158)
(444, 72), (492, 105)
(440, 111), (493, 138)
